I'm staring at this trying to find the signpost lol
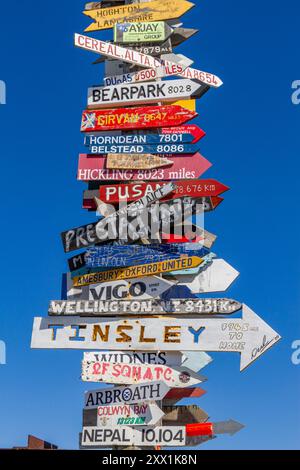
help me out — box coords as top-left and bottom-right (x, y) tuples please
(82, 351), (184, 367)
(31, 304), (281, 371)
(78, 152), (211, 181)
(83, 0), (195, 31)
(81, 360), (206, 387)
(114, 21), (174, 44)
(186, 420), (244, 437)
(96, 402), (164, 427)
(106, 154), (173, 169)
(163, 405), (209, 425)
(87, 142), (198, 155)
(80, 104), (197, 132)
(87, 79), (208, 109)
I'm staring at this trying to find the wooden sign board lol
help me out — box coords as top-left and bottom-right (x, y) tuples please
(48, 298), (242, 317)
(87, 79), (207, 109)
(72, 257), (203, 287)
(81, 426), (186, 447)
(84, 381), (169, 408)
(78, 152), (211, 182)
(106, 153), (173, 169)
(81, 360), (205, 387)
(31, 305), (281, 371)
(83, 351), (184, 367)
(96, 402), (164, 427)
(114, 21), (173, 44)
(80, 104), (197, 132)
(164, 387), (206, 406)
(87, 142), (197, 155)
(83, 0), (195, 31)
(163, 405), (209, 425)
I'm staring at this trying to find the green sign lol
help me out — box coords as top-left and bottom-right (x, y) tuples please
(114, 21), (173, 44)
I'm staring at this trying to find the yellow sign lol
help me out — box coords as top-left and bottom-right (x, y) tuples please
(73, 256), (203, 287)
(170, 100), (196, 112)
(84, 0), (195, 32)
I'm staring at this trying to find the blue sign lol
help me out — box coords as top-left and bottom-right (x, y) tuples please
(84, 133), (194, 146)
(86, 142), (197, 155)
(84, 244), (210, 268)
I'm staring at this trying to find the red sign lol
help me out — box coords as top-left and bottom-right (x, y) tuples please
(80, 104), (197, 132)
(165, 388), (206, 400)
(160, 125), (206, 143)
(96, 179), (229, 204)
(78, 153), (211, 182)
(186, 423), (213, 437)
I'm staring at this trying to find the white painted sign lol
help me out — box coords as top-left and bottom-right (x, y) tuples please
(66, 275), (176, 301)
(96, 402), (164, 427)
(175, 258), (240, 293)
(31, 305), (281, 370)
(81, 360), (205, 387)
(84, 381), (169, 408)
(83, 351), (184, 367)
(87, 79), (205, 108)
(81, 425), (186, 447)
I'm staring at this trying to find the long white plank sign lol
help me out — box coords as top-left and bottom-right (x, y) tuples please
(31, 305), (281, 370)
(81, 425), (186, 447)
(96, 402), (164, 427)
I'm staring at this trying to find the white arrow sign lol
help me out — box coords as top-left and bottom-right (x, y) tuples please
(31, 305), (281, 370)
(183, 351), (213, 372)
(84, 381), (169, 408)
(96, 401), (164, 427)
(174, 258), (240, 293)
(65, 275), (176, 301)
(81, 359), (206, 387)
(87, 79), (206, 109)
(83, 351), (184, 367)
(81, 425), (186, 447)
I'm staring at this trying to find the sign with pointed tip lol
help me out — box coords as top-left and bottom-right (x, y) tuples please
(31, 305), (281, 371)
(65, 275), (176, 302)
(72, 257), (204, 287)
(171, 27), (198, 47)
(161, 224), (216, 248)
(164, 387), (206, 403)
(183, 351), (213, 372)
(81, 425), (186, 447)
(80, 104), (197, 132)
(174, 258), (240, 293)
(84, 381), (170, 408)
(114, 21), (174, 44)
(186, 420), (245, 437)
(106, 153), (173, 169)
(96, 402), (165, 427)
(87, 142), (198, 155)
(78, 152), (210, 182)
(94, 179), (229, 204)
(83, 0), (195, 31)
(163, 405), (209, 425)
(83, 351), (184, 367)
(81, 360), (206, 387)
(87, 79), (208, 109)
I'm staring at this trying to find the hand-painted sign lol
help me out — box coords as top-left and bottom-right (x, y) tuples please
(171, 27), (198, 47)
(72, 257), (203, 287)
(164, 387), (206, 405)
(95, 39), (173, 65)
(84, 381), (169, 408)
(31, 305), (281, 371)
(62, 182), (176, 252)
(77, 153), (211, 182)
(80, 104), (197, 132)
(83, 0), (195, 31)
(87, 79), (207, 109)
(94, 179), (228, 204)
(81, 360), (205, 387)
(96, 402), (164, 427)
(186, 420), (244, 437)
(84, 244), (210, 268)
(83, 351), (184, 367)
(81, 425), (186, 447)
(114, 21), (174, 44)
(106, 154), (173, 169)
(161, 223), (216, 248)
(87, 142), (197, 155)
(48, 298), (241, 316)
(163, 405), (209, 425)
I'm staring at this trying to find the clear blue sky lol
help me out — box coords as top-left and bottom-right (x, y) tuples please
(0, 0), (299, 450)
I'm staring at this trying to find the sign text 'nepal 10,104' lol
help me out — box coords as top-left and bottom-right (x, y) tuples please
(29, 0), (282, 451)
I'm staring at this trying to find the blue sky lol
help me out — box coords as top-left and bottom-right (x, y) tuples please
(0, 0), (299, 450)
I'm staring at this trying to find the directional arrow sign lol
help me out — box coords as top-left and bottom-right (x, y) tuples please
(31, 305), (281, 371)
(183, 351), (213, 372)
(84, 381), (170, 408)
(95, 179), (229, 204)
(87, 80), (207, 109)
(83, 0), (195, 31)
(78, 152), (211, 182)
(84, 244), (210, 268)
(186, 420), (245, 437)
(96, 402), (164, 427)
(174, 259), (240, 293)
(72, 257), (203, 287)
(80, 104), (197, 132)
(163, 405), (209, 425)
(48, 298), (241, 317)
(161, 225), (216, 248)
(83, 351), (184, 367)
(81, 425), (186, 447)
(114, 21), (174, 44)
(171, 27), (198, 47)
(164, 387), (206, 405)
(106, 154), (173, 169)
(81, 360), (206, 387)
(87, 142), (197, 155)
(65, 275), (175, 302)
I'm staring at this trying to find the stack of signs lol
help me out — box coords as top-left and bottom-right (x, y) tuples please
(31, 0), (281, 451)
